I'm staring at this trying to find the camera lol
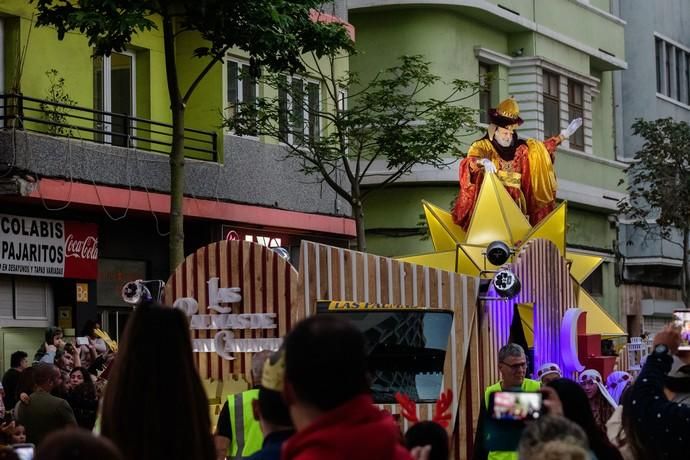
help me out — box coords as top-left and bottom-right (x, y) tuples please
(488, 391), (542, 422)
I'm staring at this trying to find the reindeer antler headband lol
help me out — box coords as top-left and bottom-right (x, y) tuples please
(394, 389), (454, 428)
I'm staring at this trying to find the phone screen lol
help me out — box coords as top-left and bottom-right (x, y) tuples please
(13, 445), (34, 460)
(489, 391), (542, 421)
(674, 310), (690, 351)
(76, 337), (89, 346)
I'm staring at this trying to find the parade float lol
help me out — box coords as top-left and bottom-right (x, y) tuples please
(161, 99), (627, 458)
(159, 177), (625, 458)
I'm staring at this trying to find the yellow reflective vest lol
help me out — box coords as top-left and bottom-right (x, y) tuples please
(228, 389), (263, 459)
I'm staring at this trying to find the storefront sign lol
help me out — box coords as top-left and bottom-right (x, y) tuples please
(0, 214), (98, 279)
(76, 283), (89, 302)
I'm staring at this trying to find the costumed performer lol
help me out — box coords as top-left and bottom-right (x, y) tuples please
(452, 97), (582, 229)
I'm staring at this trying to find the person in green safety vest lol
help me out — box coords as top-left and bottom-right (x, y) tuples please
(214, 350), (272, 460)
(481, 343), (540, 460)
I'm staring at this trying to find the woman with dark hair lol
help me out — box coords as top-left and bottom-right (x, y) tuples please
(578, 369), (616, 432)
(100, 304), (214, 460)
(606, 386), (636, 460)
(547, 378), (623, 460)
(66, 367), (98, 430)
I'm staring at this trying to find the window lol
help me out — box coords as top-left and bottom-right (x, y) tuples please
(278, 76), (321, 145)
(686, 54), (690, 104)
(568, 81), (584, 151)
(479, 63), (492, 124)
(653, 36), (690, 104)
(100, 309), (131, 343)
(543, 71), (560, 138)
(93, 51), (136, 146)
(581, 264), (603, 297)
(642, 315), (668, 336)
(677, 49), (683, 100)
(0, 275), (53, 324)
(337, 89), (347, 113)
(226, 59), (257, 136)
(666, 43), (672, 97)
(656, 38), (663, 94)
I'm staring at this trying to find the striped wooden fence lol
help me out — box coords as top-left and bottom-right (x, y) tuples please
(164, 240), (299, 382)
(298, 241), (481, 459)
(165, 239), (488, 459)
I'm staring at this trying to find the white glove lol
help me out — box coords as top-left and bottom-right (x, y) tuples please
(478, 158), (497, 174)
(560, 118), (583, 138)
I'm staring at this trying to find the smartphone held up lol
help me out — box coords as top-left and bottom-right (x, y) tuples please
(673, 310), (690, 351)
(489, 391), (543, 422)
(13, 443), (35, 460)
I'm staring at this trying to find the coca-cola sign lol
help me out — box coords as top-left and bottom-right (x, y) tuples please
(0, 214), (98, 279)
(65, 235), (98, 260)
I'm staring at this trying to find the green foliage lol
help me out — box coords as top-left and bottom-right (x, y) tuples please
(32, 0), (354, 75)
(226, 54), (480, 204)
(225, 54), (481, 248)
(39, 69), (77, 136)
(32, 0), (354, 268)
(619, 118), (690, 238)
(619, 117), (690, 303)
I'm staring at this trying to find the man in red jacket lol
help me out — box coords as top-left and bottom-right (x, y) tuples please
(281, 315), (413, 460)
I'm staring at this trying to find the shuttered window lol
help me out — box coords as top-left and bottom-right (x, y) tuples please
(643, 316), (669, 337)
(14, 277), (51, 320)
(0, 276), (13, 319)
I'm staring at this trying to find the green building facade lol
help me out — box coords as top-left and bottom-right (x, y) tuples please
(348, 0), (627, 320)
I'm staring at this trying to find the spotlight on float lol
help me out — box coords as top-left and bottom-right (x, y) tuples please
(122, 280), (148, 305)
(122, 279), (165, 306)
(486, 240), (512, 266)
(492, 269), (521, 299)
(271, 247), (290, 263)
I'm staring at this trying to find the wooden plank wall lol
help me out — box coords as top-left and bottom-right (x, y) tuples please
(298, 241), (480, 459)
(514, 239), (574, 377)
(482, 239), (575, 382)
(165, 239), (485, 459)
(164, 240), (299, 381)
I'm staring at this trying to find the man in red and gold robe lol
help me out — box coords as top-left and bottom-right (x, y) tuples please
(452, 97), (582, 230)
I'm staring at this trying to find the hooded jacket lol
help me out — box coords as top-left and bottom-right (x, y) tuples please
(282, 394), (412, 460)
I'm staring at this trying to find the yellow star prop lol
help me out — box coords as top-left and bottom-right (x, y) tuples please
(400, 174), (624, 337)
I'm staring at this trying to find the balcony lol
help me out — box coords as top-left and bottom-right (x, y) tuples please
(0, 93), (218, 162)
(0, 95), (350, 222)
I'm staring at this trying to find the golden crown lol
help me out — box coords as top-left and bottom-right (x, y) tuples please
(261, 350), (285, 392)
(496, 97), (520, 119)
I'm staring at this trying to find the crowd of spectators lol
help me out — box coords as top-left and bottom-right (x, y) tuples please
(0, 306), (687, 460)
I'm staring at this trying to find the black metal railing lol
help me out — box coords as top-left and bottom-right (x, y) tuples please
(0, 93), (218, 162)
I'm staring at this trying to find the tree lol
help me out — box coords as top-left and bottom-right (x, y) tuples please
(618, 117), (690, 305)
(32, 0), (353, 272)
(226, 54), (481, 251)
